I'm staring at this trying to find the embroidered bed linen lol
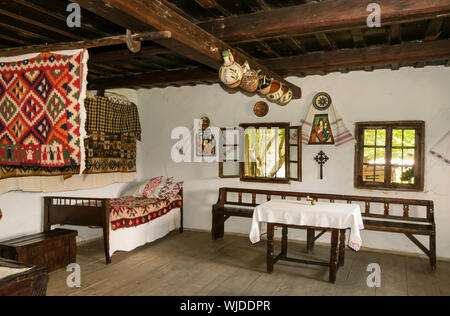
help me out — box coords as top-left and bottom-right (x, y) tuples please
(110, 195), (182, 231)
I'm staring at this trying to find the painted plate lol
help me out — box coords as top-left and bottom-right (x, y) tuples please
(253, 101), (269, 117)
(313, 92), (332, 111)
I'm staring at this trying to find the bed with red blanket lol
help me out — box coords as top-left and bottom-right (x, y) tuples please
(43, 190), (183, 264)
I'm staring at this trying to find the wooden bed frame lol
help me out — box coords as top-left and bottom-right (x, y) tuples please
(43, 189), (183, 264)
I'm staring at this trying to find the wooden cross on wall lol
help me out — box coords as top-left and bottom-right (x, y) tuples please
(314, 150), (329, 180)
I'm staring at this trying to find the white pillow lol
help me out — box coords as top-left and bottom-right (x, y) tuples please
(121, 181), (147, 197)
(147, 177), (174, 199)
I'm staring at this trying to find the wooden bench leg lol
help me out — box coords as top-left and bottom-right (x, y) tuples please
(212, 208), (225, 240)
(329, 229), (339, 283)
(430, 233), (436, 271)
(339, 229), (346, 267)
(306, 229), (315, 253)
(267, 223), (275, 273)
(281, 226), (288, 258)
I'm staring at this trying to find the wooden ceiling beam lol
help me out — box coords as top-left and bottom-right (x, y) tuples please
(425, 18), (444, 41)
(11, 0), (110, 37)
(71, 0), (302, 99)
(194, 0), (231, 17)
(89, 45), (172, 63)
(0, 31), (172, 57)
(88, 68), (219, 90)
(263, 39), (450, 76)
(88, 39), (450, 90)
(389, 24), (402, 45)
(197, 0), (450, 44)
(0, 8), (81, 41)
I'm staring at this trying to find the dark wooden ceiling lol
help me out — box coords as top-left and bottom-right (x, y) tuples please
(1, 0), (450, 90)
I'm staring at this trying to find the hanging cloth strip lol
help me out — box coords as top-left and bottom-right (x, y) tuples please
(85, 96), (142, 141)
(301, 103), (354, 146)
(430, 130), (450, 166)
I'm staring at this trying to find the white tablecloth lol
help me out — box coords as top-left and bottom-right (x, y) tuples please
(249, 199), (364, 251)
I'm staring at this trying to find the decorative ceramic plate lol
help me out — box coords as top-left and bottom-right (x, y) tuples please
(313, 92), (332, 111)
(253, 101), (269, 117)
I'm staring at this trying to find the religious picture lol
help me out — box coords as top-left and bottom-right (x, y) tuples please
(196, 128), (216, 157)
(309, 114), (335, 145)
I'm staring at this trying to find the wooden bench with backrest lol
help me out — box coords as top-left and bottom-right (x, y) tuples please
(212, 187), (436, 270)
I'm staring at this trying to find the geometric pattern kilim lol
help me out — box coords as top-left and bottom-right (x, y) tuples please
(0, 51), (85, 167)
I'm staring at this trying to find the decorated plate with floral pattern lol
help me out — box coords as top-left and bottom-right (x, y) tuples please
(313, 92), (332, 111)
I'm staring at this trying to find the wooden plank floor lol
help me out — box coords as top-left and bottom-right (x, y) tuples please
(47, 230), (450, 296)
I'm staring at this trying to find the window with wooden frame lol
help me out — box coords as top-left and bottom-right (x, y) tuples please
(355, 121), (425, 191)
(219, 123), (302, 183)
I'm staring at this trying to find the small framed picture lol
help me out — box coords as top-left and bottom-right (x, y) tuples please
(196, 128), (216, 157)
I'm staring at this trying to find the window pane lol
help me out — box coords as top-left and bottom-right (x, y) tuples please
(244, 129), (257, 177)
(244, 127), (287, 179)
(276, 129), (286, 178)
(376, 148), (386, 164)
(374, 166), (385, 183)
(391, 166), (403, 183)
(401, 167), (415, 184)
(376, 129), (386, 146)
(403, 149), (415, 166)
(403, 130), (416, 147)
(392, 129), (403, 147)
(364, 148), (375, 164)
(364, 129), (376, 146)
(363, 164), (375, 182)
(392, 148), (403, 165)
(256, 128), (267, 177)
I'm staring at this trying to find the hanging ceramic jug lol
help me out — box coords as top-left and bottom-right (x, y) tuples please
(240, 62), (259, 93)
(279, 84), (293, 105)
(266, 80), (283, 102)
(257, 73), (272, 95)
(218, 50), (243, 88)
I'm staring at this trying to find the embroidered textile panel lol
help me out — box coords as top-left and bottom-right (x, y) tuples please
(0, 52), (85, 167)
(84, 132), (137, 174)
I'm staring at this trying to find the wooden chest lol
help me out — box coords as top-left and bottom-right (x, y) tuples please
(0, 258), (48, 296)
(0, 229), (77, 272)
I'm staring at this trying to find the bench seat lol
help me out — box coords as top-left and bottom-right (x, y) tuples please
(212, 187), (436, 271)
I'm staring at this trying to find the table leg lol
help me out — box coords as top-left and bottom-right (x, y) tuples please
(339, 229), (346, 267)
(281, 226), (288, 258)
(267, 223), (275, 273)
(306, 229), (315, 253)
(329, 229), (339, 283)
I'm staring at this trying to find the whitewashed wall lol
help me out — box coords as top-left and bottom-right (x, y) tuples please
(0, 67), (449, 259)
(136, 66), (450, 259)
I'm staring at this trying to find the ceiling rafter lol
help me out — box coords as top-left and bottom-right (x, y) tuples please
(88, 39), (450, 90)
(11, 0), (110, 37)
(71, 0), (302, 99)
(0, 8), (82, 40)
(197, 0), (450, 44)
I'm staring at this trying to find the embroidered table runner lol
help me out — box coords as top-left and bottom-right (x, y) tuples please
(250, 199), (364, 251)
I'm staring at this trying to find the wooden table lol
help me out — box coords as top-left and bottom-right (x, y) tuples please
(266, 223), (346, 283)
